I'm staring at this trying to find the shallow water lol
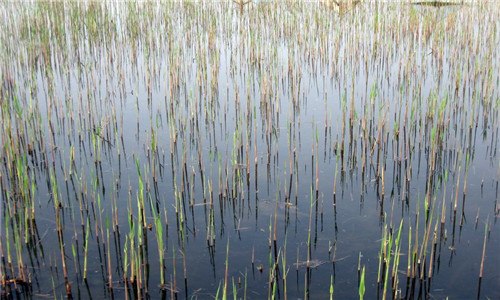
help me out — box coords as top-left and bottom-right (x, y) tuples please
(1, 1), (499, 299)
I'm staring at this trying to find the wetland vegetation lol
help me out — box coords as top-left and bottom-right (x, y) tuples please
(0, 0), (499, 299)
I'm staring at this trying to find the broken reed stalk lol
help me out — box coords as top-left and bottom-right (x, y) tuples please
(479, 218), (488, 281)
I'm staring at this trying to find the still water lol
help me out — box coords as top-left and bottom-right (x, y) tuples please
(0, 1), (499, 299)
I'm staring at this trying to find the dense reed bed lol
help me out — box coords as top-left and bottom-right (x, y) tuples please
(1, 1), (499, 299)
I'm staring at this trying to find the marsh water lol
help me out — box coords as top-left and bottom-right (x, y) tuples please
(1, 1), (499, 299)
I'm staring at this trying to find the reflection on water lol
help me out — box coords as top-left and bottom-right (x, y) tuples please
(0, 1), (499, 299)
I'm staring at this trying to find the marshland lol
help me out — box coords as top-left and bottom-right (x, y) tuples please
(1, 0), (499, 299)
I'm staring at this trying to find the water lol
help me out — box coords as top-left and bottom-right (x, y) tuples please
(1, 1), (499, 299)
